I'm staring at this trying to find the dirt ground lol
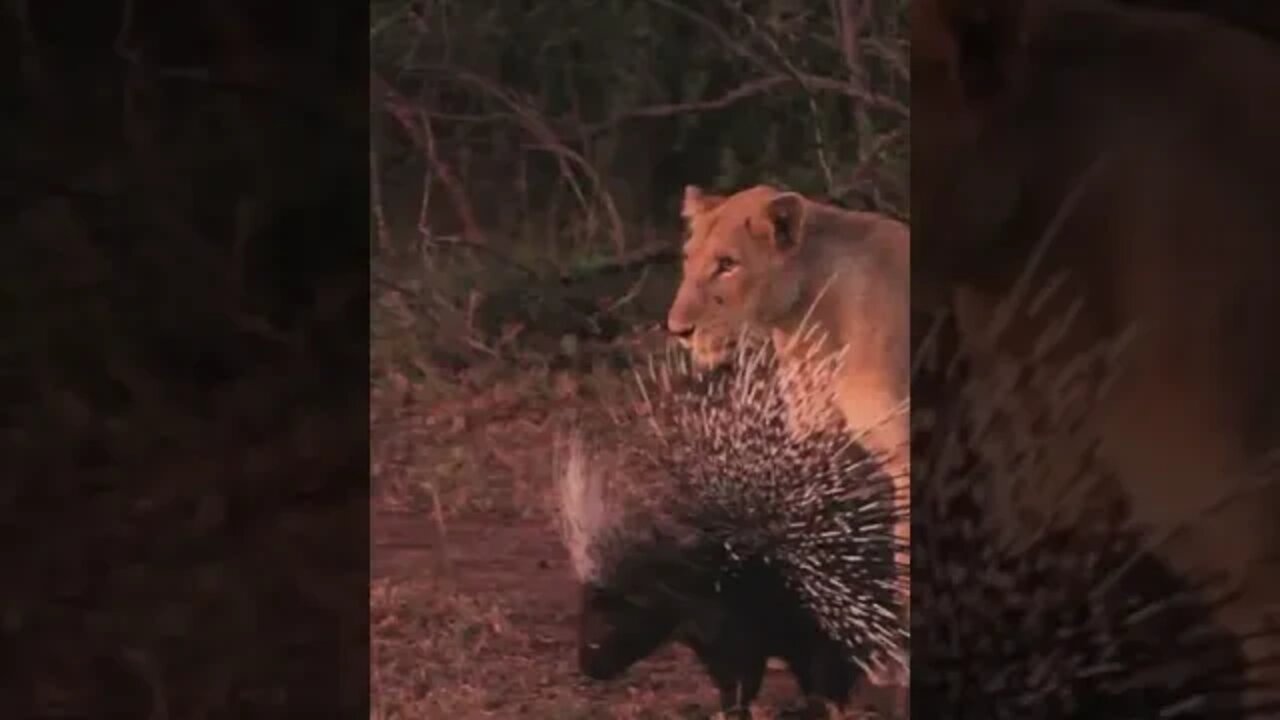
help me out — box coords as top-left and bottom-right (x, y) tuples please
(370, 347), (898, 719)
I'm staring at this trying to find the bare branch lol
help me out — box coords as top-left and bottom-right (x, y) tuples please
(374, 72), (488, 246)
(588, 75), (789, 131)
(436, 69), (629, 257)
(724, 0), (838, 193)
(641, 0), (907, 117)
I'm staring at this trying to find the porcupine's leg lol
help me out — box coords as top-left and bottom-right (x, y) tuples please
(783, 642), (853, 719)
(818, 656), (856, 716)
(732, 654), (766, 719)
(690, 641), (765, 719)
(707, 670), (753, 718)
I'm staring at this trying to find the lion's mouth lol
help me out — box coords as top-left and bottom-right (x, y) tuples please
(687, 334), (737, 372)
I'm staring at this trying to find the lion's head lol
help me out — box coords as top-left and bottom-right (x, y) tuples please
(666, 184), (810, 369)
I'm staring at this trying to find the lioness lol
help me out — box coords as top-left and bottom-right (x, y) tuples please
(668, 184), (910, 467)
(914, 0), (1280, 699)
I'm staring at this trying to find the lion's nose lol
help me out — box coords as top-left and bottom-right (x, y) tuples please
(666, 320), (695, 340)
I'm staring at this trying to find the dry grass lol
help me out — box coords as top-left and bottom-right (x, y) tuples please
(370, 341), (898, 719)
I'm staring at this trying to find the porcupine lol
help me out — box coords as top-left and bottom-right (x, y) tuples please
(556, 336), (907, 718)
(910, 305), (1280, 718)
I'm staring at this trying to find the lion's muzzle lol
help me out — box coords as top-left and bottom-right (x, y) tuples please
(666, 318), (695, 341)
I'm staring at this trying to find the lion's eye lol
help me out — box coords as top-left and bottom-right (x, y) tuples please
(714, 256), (738, 275)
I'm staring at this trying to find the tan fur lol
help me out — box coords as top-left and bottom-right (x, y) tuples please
(669, 185), (910, 462)
(915, 0), (1280, 698)
(668, 184), (911, 693)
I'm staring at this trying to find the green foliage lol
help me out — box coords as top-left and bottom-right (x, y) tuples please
(371, 0), (909, 370)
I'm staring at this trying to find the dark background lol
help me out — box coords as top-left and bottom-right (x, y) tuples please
(5, 0), (368, 715)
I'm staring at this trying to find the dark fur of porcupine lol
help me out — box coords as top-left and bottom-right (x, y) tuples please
(557, 338), (906, 717)
(911, 309), (1280, 718)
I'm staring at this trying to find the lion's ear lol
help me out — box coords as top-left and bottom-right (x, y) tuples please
(765, 192), (807, 253)
(682, 185), (725, 219)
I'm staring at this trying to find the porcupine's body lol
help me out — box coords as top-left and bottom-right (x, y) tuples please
(570, 502), (857, 716)
(911, 310), (1274, 718)
(557, 339), (906, 717)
